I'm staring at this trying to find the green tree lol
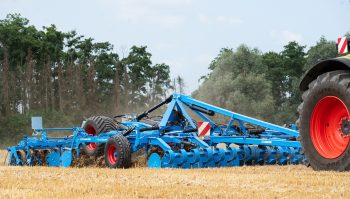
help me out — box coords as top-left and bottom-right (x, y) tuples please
(149, 63), (171, 103)
(262, 52), (285, 107)
(281, 41), (306, 78)
(266, 41), (307, 123)
(305, 36), (337, 71)
(281, 41), (306, 108)
(208, 48), (233, 71)
(123, 46), (152, 108)
(208, 45), (265, 78)
(175, 75), (185, 94)
(193, 45), (275, 122)
(1, 47), (10, 115)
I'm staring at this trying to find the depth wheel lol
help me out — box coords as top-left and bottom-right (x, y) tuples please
(104, 135), (131, 168)
(298, 70), (350, 171)
(83, 116), (118, 156)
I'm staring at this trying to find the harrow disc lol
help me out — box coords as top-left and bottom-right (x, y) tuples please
(148, 153), (162, 168)
(61, 151), (73, 167)
(46, 151), (60, 167)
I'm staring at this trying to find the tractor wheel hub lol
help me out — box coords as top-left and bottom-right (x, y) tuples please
(341, 118), (350, 137)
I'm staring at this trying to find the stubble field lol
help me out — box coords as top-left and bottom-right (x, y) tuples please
(0, 150), (350, 199)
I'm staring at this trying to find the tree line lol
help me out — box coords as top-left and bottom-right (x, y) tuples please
(192, 36), (340, 124)
(0, 14), (175, 115)
(0, 14), (174, 144)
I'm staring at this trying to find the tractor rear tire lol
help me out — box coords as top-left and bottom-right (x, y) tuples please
(104, 135), (131, 168)
(298, 70), (350, 171)
(83, 116), (118, 156)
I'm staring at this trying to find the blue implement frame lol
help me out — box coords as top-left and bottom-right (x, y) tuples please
(6, 93), (305, 168)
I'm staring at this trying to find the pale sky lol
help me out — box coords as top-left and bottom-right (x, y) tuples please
(1, 0), (350, 93)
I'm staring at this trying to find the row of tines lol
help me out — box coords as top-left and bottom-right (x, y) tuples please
(159, 145), (306, 168)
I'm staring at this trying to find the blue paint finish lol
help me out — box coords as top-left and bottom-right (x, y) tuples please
(176, 100), (196, 128)
(178, 94), (299, 137)
(210, 136), (301, 147)
(225, 116), (235, 135)
(191, 109), (216, 126)
(6, 93), (306, 168)
(61, 151), (73, 167)
(159, 99), (177, 128)
(148, 153), (162, 168)
(47, 152), (60, 167)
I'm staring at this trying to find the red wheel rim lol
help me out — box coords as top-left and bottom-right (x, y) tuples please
(310, 96), (350, 159)
(107, 145), (118, 164)
(85, 126), (97, 151)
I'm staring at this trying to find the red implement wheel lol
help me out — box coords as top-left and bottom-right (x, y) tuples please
(107, 145), (118, 164)
(299, 70), (350, 171)
(104, 135), (131, 168)
(84, 125), (97, 151)
(83, 116), (118, 156)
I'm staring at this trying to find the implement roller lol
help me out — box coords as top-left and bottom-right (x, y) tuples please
(6, 93), (306, 168)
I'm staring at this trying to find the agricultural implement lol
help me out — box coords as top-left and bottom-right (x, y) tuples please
(7, 37), (350, 171)
(6, 93), (306, 169)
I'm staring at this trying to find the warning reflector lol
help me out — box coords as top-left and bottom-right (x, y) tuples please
(338, 37), (348, 55)
(198, 122), (210, 136)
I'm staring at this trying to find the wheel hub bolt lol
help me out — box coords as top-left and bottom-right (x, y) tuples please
(340, 118), (350, 137)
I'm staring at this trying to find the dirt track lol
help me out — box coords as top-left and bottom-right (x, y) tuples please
(1, 149), (350, 199)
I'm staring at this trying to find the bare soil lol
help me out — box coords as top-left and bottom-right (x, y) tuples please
(1, 150), (350, 198)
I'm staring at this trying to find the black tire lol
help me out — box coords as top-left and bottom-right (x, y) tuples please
(83, 116), (118, 156)
(298, 70), (350, 171)
(104, 135), (131, 168)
